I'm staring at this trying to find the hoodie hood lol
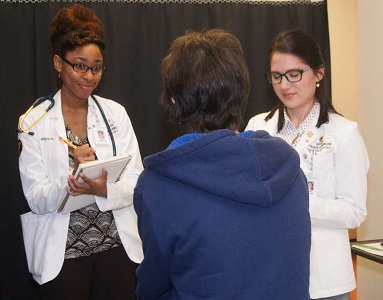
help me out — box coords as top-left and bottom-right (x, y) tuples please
(143, 129), (300, 207)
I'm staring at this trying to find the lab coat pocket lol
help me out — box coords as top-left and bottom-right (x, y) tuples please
(20, 212), (51, 277)
(312, 151), (334, 174)
(312, 151), (336, 194)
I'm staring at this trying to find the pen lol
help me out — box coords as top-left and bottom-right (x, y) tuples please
(59, 136), (78, 149)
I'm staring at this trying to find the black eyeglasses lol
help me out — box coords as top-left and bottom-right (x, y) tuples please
(266, 66), (311, 85)
(61, 57), (106, 76)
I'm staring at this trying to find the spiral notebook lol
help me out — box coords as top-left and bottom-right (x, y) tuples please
(58, 154), (131, 214)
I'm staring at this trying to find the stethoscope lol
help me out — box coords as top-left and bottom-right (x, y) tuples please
(17, 94), (117, 156)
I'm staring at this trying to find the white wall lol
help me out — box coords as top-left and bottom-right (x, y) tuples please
(357, 0), (383, 298)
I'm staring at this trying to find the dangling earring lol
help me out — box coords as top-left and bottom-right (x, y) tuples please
(316, 82), (320, 88)
(57, 73), (62, 89)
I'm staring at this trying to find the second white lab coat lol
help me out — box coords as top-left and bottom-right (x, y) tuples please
(246, 109), (369, 299)
(18, 91), (144, 285)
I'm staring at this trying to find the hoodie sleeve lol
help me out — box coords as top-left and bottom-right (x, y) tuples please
(134, 186), (174, 299)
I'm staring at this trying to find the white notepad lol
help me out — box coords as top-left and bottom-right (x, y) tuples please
(58, 154), (131, 214)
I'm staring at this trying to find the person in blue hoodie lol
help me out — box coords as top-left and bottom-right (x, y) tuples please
(133, 29), (311, 300)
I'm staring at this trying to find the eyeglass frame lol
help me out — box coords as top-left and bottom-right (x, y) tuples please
(265, 66), (311, 85)
(61, 57), (106, 76)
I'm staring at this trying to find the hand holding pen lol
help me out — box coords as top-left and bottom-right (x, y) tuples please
(59, 136), (77, 149)
(59, 136), (96, 165)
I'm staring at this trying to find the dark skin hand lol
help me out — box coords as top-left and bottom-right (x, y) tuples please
(67, 144), (108, 198)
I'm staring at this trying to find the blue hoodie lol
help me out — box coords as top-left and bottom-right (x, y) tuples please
(134, 129), (311, 300)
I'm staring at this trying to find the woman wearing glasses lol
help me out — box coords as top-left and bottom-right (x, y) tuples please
(18, 4), (143, 298)
(246, 29), (369, 300)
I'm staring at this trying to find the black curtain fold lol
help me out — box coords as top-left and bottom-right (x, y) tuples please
(0, 1), (329, 298)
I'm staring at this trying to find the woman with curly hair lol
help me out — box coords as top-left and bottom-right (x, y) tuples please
(18, 4), (143, 298)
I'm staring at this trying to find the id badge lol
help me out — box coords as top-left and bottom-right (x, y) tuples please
(306, 175), (318, 196)
(93, 126), (109, 146)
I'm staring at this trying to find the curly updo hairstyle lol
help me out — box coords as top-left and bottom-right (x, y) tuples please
(49, 4), (105, 58)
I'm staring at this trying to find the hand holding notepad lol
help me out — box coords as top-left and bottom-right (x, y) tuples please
(58, 154), (131, 214)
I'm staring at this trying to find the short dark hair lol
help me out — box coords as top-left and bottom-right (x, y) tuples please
(265, 29), (339, 131)
(49, 4), (105, 58)
(159, 29), (250, 133)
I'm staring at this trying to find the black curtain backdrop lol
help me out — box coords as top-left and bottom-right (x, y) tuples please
(0, 1), (329, 298)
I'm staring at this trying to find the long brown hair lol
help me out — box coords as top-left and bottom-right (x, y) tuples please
(265, 29), (340, 131)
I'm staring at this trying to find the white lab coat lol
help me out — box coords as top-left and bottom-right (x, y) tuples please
(246, 109), (369, 299)
(18, 91), (144, 285)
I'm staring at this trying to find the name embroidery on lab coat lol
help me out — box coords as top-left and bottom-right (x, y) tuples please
(302, 136), (333, 172)
(307, 136), (332, 155)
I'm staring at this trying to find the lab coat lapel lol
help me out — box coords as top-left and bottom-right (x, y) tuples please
(50, 92), (68, 172)
(50, 92), (67, 140)
(265, 112), (279, 136)
(294, 121), (320, 153)
(87, 96), (99, 156)
(87, 96), (113, 160)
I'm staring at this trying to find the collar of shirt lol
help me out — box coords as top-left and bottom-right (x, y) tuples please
(276, 102), (319, 147)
